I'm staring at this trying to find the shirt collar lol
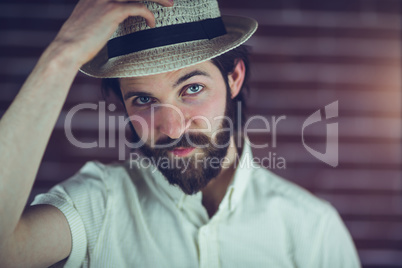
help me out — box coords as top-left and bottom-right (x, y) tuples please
(218, 138), (254, 212)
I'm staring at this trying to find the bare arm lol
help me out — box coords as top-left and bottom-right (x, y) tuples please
(0, 0), (172, 266)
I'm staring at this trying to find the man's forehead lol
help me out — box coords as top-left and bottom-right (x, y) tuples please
(119, 60), (217, 83)
(119, 60), (217, 89)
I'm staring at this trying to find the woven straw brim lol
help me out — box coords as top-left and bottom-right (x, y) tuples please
(80, 16), (257, 78)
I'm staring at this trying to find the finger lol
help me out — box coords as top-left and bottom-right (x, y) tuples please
(116, 3), (157, 28)
(133, 4), (156, 28)
(113, 0), (173, 7)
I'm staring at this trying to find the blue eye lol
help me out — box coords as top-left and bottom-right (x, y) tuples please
(134, 96), (152, 105)
(185, 84), (204, 95)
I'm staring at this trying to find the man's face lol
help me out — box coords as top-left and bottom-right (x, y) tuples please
(120, 61), (235, 194)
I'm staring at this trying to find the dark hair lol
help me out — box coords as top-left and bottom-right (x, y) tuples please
(101, 45), (251, 132)
(210, 45), (250, 134)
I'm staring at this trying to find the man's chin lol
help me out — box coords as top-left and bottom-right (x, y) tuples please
(159, 163), (222, 195)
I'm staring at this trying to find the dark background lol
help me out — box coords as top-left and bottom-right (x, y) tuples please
(0, 0), (401, 267)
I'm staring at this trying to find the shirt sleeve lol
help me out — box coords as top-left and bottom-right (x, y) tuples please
(31, 161), (110, 268)
(307, 206), (361, 268)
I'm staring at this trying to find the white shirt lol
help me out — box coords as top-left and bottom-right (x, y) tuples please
(32, 142), (361, 267)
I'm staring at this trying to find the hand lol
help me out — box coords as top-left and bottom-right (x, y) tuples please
(51, 0), (173, 67)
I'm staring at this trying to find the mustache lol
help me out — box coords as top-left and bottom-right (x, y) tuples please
(153, 133), (211, 151)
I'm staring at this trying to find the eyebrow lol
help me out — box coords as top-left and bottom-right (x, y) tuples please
(173, 70), (210, 88)
(123, 70), (210, 101)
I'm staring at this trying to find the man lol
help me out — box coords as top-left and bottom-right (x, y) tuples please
(0, 0), (360, 267)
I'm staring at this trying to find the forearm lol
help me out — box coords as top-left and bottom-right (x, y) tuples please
(0, 42), (80, 243)
(0, 0), (172, 256)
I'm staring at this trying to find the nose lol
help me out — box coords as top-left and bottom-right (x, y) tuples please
(155, 104), (187, 140)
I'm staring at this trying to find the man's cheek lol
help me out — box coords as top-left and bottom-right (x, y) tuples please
(130, 119), (152, 144)
(189, 117), (213, 135)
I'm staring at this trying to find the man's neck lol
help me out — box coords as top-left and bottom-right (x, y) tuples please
(201, 137), (239, 218)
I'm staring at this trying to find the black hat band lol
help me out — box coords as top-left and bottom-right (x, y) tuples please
(107, 17), (227, 59)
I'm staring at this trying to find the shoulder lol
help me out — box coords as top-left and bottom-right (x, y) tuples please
(31, 160), (144, 216)
(246, 166), (360, 267)
(49, 160), (164, 207)
(244, 165), (345, 244)
(54, 161), (125, 199)
(249, 165), (333, 218)
(56, 160), (147, 194)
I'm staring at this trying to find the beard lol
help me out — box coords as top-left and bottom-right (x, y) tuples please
(128, 89), (235, 195)
(139, 119), (231, 195)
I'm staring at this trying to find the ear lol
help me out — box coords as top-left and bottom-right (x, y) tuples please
(228, 59), (246, 99)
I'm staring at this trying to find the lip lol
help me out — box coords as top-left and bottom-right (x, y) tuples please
(171, 147), (195, 157)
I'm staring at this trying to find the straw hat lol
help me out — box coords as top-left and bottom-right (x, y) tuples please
(80, 0), (258, 78)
